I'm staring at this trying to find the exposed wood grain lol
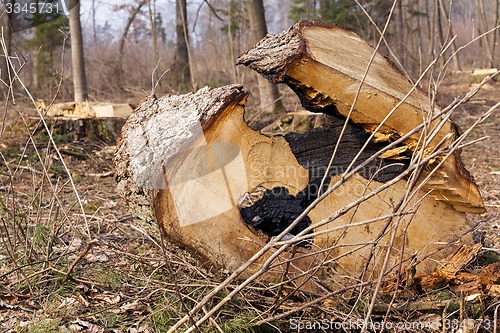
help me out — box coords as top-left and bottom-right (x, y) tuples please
(115, 22), (486, 290)
(115, 84), (476, 289)
(237, 20), (484, 213)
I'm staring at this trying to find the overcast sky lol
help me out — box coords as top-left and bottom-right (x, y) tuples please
(78, 0), (291, 43)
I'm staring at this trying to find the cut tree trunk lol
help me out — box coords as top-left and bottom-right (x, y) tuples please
(415, 243), (500, 297)
(115, 22), (484, 290)
(236, 21), (484, 213)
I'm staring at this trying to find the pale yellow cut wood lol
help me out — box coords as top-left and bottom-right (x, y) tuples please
(237, 21), (485, 213)
(92, 103), (134, 118)
(46, 102), (133, 118)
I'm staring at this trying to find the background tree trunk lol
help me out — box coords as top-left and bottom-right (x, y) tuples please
(173, 0), (192, 92)
(246, 0), (284, 114)
(118, 1), (146, 59)
(436, 0), (445, 49)
(494, 0), (499, 67)
(477, 0), (495, 67)
(437, 0), (461, 71)
(92, 0), (97, 44)
(0, 0), (14, 97)
(147, 0), (160, 87)
(397, 0), (406, 67)
(69, 0), (88, 102)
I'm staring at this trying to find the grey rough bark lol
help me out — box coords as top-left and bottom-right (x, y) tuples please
(69, 0), (88, 102)
(246, 0), (284, 114)
(173, 0), (192, 92)
(114, 85), (244, 222)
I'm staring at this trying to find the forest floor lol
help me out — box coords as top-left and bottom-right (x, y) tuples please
(0, 78), (498, 332)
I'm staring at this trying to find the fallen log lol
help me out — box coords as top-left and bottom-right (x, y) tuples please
(114, 22), (485, 290)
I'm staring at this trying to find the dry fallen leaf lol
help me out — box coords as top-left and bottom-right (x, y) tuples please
(120, 300), (150, 314)
(322, 299), (336, 307)
(85, 252), (109, 263)
(69, 238), (83, 251)
(464, 293), (481, 302)
(69, 319), (92, 332)
(486, 284), (500, 297)
(93, 293), (120, 305)
(58, 297), (78, 309)
(78, 294), (90, 307)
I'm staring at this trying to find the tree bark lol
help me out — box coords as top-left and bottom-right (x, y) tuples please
(246, 0), (284, 114)
(173, 0), (192, 92)
(69, 0), (88, 102)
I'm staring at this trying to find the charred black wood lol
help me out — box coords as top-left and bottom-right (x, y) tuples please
(239, 114), (410, 247)
(284, 114), (411, 183)
(239, 186), (313, 248)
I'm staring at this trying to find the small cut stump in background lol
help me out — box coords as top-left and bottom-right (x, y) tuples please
(28, 101), (135, 145)
(114, 21), (484, 291)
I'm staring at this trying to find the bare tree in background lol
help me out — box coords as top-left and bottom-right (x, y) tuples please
(397, 0), (406, 67)
(147, 0), (160, 84)
(69, 0), (88, 102)
(246, 0), (284, 114)
(1, 0), (14, 96)
(117, 0), (147, 84)
(118, 1), (147, 59)
(92, 0), (97, 43)
(476, 0), (497, 67)
(437, 0), (461, 70)
(173, 0), (192, 92)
